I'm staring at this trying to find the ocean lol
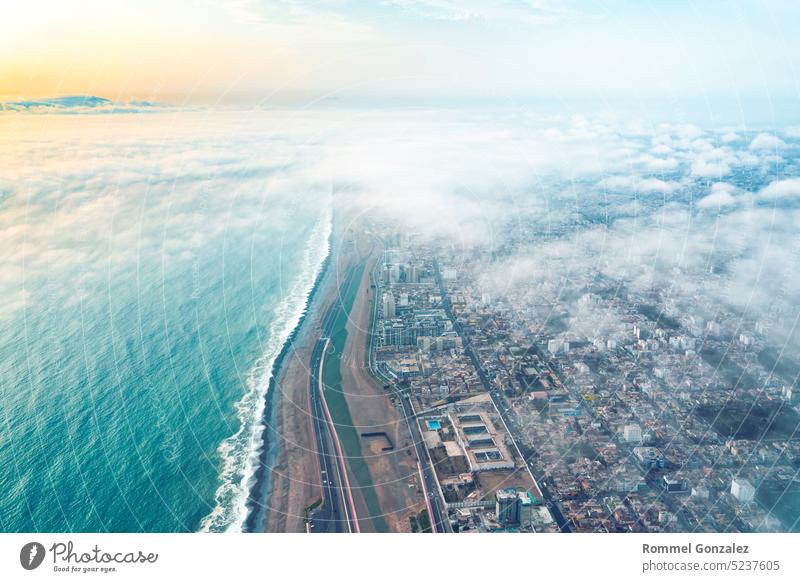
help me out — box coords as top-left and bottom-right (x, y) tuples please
(0, 111), (331, 532)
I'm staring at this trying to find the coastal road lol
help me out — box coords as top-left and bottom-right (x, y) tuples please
(309, 336), (359, 533)
(308, 264), (366, 533)
(309, 327), (360, 532)
(308, 338), (344, 532)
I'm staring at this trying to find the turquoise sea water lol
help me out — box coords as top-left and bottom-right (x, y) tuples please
(0, 112), (330, 532)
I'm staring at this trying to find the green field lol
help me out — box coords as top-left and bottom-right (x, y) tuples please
(322, 261), (389, 532)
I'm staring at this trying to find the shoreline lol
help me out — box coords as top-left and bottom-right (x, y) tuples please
(242, 247), (333, 533)
(199, 212), (332, 534)
(243, 211), (422, 532)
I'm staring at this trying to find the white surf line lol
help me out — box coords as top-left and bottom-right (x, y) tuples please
(199, 210), (332, 533)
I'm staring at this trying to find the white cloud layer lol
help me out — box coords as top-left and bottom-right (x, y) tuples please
(2, 106), (797, 351)
(750, 132), (787, 151)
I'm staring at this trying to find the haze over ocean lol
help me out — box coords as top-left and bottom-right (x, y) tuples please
(0, 110), (330, 532)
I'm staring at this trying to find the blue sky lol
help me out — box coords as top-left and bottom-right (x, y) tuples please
(1, 0), (798, 105)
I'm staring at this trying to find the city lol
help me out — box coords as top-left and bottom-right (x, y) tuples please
(368, 225), (800, 533)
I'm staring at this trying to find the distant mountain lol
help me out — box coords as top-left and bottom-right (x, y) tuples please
(0, 95), (162, 113)
(1, 95), (111, 110)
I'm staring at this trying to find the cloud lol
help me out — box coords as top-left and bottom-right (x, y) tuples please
(758, 178), (800, 200)
(637, 153), (680, 172)
(749, 132), (787, 150)
(639, 178), (680, 194)
(690, 149), (732, 178)
(383, 0), (577, 24)
(0, 111), (329, 318)
(601, 176), (679, 194)
(478, 194), (800, 352)
(4, 107), (799, 359)
(697, 182), (740, 209)
(650, 144), (674, 156)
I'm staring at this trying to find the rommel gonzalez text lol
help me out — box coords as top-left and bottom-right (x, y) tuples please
(643, 543), (750, 555)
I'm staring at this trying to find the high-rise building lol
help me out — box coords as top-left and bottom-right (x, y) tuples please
(382, 292), (396, 319)
(389, 264), (400, 284)
(547, 339), (569, 355)
(519, 492), (534, 529)
(495, 489), (521, 526)
(731, 478), (755, 503)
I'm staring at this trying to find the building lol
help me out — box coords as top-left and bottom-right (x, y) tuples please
(519, 491), (534, 528)
(449, 408), (515, 472)
(633, 447), (665, 469)
(407, 264), (419, 283)
(442, 267), (457, 281)
(495, 489), (521, 526)
(383, 264), (401, 284)
(547, 339), (569, 355)
(433, 333), (462, 351)
(731, 478), (756, 503)
(623, 424), (643, 444)
(662, 476), (688, 493)
(384, 354), (422, 378)
(381, 321), (411, 346)
(382, 292), (396, 319)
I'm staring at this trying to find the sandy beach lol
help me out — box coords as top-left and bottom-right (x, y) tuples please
(256, 267), (337, 532)
(254, 213), (424, 532)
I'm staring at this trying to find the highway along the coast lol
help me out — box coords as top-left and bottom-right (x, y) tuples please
(308, 336), (358, 532)
(311, 262), (389, 532)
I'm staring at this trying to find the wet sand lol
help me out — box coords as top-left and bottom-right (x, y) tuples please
(253, 266), (336, 532)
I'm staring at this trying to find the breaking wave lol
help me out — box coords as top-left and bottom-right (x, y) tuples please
(199, 206), (332, 532)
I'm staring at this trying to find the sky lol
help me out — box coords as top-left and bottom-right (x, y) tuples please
(1, 0), (798, 105)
